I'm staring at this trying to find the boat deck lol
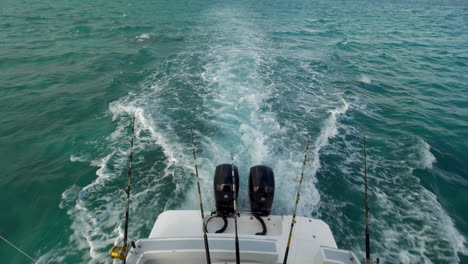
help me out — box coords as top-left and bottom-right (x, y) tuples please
(125, 210), (359, 264)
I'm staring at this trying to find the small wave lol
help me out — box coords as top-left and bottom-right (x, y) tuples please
(108, 102), (185, 168)
(359, 74), (372, 84)
(81, 151), (115, 194)
(309, 99), (349, 178)
(418, 139), (436, 169)
(404, 138), (437, 171)
(70, 155), (87, 162)
(135, 33), (152, 42)
(59, 185), (80, 209)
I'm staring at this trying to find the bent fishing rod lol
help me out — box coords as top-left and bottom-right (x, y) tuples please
(190, 127), (212, 264)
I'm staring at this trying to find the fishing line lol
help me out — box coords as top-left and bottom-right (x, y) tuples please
(0, 235), (37, 263)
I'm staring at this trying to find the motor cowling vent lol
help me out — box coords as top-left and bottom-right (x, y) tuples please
(249, 165), (275, 216)
(214, 164), (239, 216)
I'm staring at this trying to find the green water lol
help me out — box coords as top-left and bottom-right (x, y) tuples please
(0, 0), (467, 263)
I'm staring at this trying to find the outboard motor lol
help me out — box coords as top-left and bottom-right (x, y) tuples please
(214, 164), (239, 216)
(249, 165), (275, 216)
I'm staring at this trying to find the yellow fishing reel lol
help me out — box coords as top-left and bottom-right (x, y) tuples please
(109, 245), (127, 260)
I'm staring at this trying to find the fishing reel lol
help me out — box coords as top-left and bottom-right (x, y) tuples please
(109, 245), (127, 260)
(109, 241), (137, 260)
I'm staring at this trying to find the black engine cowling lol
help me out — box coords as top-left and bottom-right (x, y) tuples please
(249, 165), (275, 216)
(214, 164), (239, 216)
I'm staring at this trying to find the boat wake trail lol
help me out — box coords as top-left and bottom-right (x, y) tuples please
(315, 102), (466, 263)
(39, 4), (465, 264)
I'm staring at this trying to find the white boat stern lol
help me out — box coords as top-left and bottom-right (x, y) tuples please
(126, 210), (359, 264)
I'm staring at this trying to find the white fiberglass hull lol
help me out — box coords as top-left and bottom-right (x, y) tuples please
(124, 210), (359, 264)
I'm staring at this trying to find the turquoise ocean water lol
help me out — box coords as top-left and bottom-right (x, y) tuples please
(0, 0), (467, 263)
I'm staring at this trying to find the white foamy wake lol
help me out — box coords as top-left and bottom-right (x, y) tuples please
(39, 96), (201, 263)
(40, 4), (465, 264)
(309, 100), (349, 177)
(39, 152), (128, 264)
(135, 33), (152, 42)
(315, 107), (465, 263)
(181, 6), (353, 217)
(417, 139), (436, 169)
(70, 155), (87, 162)
(276, 99), (350, 216)
(180, 6), (286, 210)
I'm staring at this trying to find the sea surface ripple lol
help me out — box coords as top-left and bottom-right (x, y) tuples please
(0, 0), (467, 263)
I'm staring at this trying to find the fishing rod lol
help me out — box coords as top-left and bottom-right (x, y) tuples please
(189, 127), (212, 264)
(122, 114), (136, 264)
(283, 137), (311, 264)
(363, 132), (370, 264)
(230, 149), (241, 264)
(110, 113), (136, 263)
(363, 132), (379, 264)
